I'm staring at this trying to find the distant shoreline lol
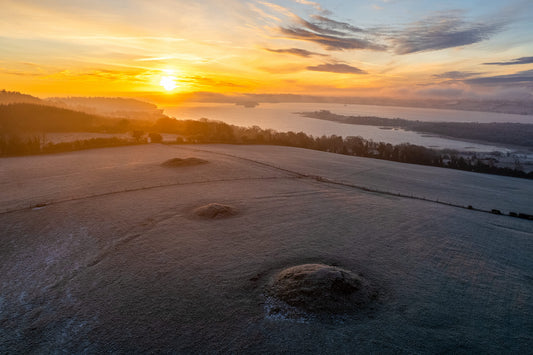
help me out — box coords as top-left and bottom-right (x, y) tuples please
(298, 110), (533, 149)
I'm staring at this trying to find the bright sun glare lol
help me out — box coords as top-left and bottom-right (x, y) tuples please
(160, 76), (177, 91)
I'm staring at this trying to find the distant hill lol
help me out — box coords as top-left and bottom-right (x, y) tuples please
(300, 110), (533, 148)
(0, 103), (149, 133)
(0, 90), (166, 121)
(46, 96), (166, 121)
(0, 90), (43, 105)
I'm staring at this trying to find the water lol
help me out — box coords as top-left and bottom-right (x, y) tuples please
(164, 103), (533, 153)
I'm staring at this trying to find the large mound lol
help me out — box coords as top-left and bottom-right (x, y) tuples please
(193, 203), (237, 219)
(161, 157), (207, 167)
(268, 264), (376, 314)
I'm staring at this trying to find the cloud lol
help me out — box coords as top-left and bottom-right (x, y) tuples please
(134, 53), (209, 63)
(0, 68), (42, 77)
(184, 75), (245, 88)
(256, 1), (295, 18)
(292, 0), (325, 13)
(279, 14), (385, 51)
(280, 28), (385, 51)
(264, 47), (326, 57)
(306, 63), (367, 74)
(249, 3), (281, 22)
(391, 12), (504, 54)
(290, 16), (355, 37)
(484, 56), (533, 65)
(258, 64), (305, 74)
(278, 11), (504, 54)
(309, 15), (364, 34)
(433, 71), (481, 79)
(465, 69), (533, 85)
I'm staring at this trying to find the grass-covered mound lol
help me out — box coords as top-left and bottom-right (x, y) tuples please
(268, 264), (377, 314)
(193, 203), (237, 219)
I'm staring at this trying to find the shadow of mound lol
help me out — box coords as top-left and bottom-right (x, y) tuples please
(193, 203), (237, 219)
(161, 157), (208, 167)
(267, 264), (377, 316)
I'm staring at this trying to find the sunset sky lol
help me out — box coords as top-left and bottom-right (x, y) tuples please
(1, 0), (532, 101)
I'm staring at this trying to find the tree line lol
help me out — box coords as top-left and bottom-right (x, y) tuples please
(154, 117), (533, 179)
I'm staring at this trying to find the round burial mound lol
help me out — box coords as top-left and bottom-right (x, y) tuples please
(193, 203), (237, 219)
(161, 157), (207, 167)
(268, 264), (376, 314)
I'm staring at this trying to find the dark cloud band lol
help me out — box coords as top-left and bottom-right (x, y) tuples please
(465, 69), (533, 84)
(278, 12), (503, 54)
(391, 14), (503, 55)
(279, 14), (385, 51)
(306, 63), (367, 74)
(280, 26), (385, 51)
(433, 71), (481, 79)
(484, 56), (533, 65)
(264, 48), (326, 57)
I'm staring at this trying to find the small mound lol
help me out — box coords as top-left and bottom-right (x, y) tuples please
(268, 264), (375, 314)
(161, 157), (207, 167)
(193, 203), (237, 219)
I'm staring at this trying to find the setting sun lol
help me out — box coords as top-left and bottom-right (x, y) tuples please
(160, 76), (177, 91)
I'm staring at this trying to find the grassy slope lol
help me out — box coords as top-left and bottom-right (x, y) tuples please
(0, 145), (531, 353)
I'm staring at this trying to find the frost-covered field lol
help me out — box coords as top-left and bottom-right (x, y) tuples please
(1, 144), (532, 353)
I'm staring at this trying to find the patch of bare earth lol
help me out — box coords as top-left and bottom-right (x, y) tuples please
(161, 157), (207, 167)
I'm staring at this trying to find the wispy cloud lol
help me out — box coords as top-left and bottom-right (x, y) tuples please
(280, 27), (385, 50)
(258, 64), (305, 74)
(0, 68), (42, 77)
(309, 15), (364, 34)
(277, 10), (506, 54)
(256, 1), (295, 18)
(291, 0), (326, 13)
(433, 71), (481, 79)
(182, 75), (246, 88)
(391, 12), (505, 54)
(88, 35), (183, 41)
(248, 3), (283, 23)
(135, 56), (178, 62)
(307, 63), (367, 74)
(484, 56), (533, 65)
(280, 14), (385, 51)
(282, 15), (362, 37)
(134, 54), (209, 63)
(465, 69), (533, 85)
(264, 47), (326, 57)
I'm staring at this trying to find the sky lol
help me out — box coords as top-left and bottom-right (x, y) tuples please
(1, 0), (533, 101)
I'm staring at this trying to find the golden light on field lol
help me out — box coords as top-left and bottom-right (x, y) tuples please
(160, 76), (178, 91)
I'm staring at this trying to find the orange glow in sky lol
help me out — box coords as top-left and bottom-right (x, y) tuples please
(0, 1), (532, 101)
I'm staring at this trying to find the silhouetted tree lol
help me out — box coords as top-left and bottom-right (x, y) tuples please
(149, 132), (163, 143)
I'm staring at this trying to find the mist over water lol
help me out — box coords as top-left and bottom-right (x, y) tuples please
(164, 103), (532, 152)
